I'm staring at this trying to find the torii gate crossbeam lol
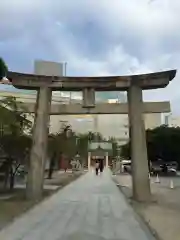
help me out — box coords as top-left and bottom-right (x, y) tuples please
(17, 101), (170, 114)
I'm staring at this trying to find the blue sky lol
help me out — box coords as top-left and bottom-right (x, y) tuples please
(0, 0), (180, 113)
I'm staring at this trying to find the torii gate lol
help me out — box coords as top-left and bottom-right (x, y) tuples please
(7, 69), (176, 202)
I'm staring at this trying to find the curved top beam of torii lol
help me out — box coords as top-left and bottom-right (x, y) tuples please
(7, 69), (176, 91)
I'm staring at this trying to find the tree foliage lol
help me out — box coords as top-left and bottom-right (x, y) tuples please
(48, 128), (102, 172)
(0, 96), (32, 135)
(0, 57), (8, 79)
(48, 125), (106, 156)
(121, 125), (180, 168)
(0, 97), (32, 190)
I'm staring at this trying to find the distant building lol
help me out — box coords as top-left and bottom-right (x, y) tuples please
(164, 115), (169, 126)
(0, 90), (163, 142)
(163, 114), (180, 127)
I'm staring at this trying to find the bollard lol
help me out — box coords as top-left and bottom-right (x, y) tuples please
(155, 174), (160, 183)
(170, 179), (174, 189)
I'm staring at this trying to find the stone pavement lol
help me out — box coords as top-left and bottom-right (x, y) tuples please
(0, 170), (155, 240)
(114, 174), (180, 240)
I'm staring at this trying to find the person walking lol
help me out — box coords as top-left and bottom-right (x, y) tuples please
(99, 158), (104, 174)
(95, 160), (99, 176)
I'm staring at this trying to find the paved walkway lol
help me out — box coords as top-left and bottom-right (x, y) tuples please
(0, 170), (155, 240)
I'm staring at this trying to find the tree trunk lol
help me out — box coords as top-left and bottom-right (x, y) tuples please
(4, 169), (9, 189)
(3, 158), (12, 190)
(9, 168), (15, 190)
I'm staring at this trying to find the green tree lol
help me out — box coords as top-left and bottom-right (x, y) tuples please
(121, 125), (180, 169)
(121, 141), (130, 159)
(48, 123), (77, 157)
(48, 127), (106, 170)
(0, 97), (32, 190)
(0, 135), (31, 189)
(77, 133), (89, 159)
(48, 122), (78, 175)
(146, 126), (180, 166)
(0, 96), (32, 135)
(0, 57), (8, 79)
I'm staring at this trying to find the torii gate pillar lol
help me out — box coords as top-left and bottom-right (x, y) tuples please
(128, 81), (150, 201)
(26, 86), (52, 200)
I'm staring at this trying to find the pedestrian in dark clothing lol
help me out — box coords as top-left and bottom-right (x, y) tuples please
(99, 159), (104, 173)
(95, 160), (99, 176)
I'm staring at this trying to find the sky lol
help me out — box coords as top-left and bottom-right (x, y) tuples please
(0, 0), (180, 114)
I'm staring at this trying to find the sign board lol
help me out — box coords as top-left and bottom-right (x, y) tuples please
(34, 60), (63, 77)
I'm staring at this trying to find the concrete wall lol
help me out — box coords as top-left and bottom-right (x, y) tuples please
(144, 113), (162, 129)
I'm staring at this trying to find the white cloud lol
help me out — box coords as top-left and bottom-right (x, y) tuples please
(0, 0), (180, 114)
